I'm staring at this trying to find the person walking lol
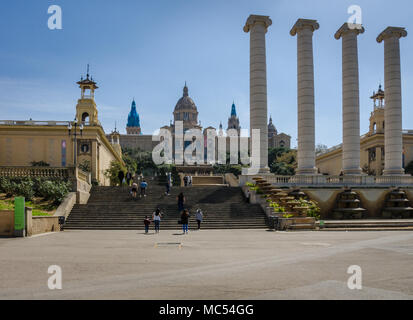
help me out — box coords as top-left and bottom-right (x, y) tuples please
(165, 180), (171, 196)
(195, 208), (203, 230)
(140, 179), (148, 197)
(131, 182), (138, 199)
(152, 208), (162, 233)
(143, 216), (151, 234)
(181, 209), (189, 234)
(126, 171), (133, 186)
(177, 192), (185, 213)
(117, 170), (125, 186)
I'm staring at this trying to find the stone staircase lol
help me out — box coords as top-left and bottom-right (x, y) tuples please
(64, 184), (268, 230)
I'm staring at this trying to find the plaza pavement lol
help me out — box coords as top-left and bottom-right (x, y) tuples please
(0, 229), (412, 300)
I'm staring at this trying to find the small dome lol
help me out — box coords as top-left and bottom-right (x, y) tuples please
(174, 84), (197, 111)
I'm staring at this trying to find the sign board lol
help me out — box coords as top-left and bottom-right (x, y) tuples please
(14, 197), (25, 231)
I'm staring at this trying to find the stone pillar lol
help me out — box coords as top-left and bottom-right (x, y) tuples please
(335, 23), (364, 175)
(244, 15), (272, 173)
(290, 19), (319, 175)
(377, 27), (407, 175)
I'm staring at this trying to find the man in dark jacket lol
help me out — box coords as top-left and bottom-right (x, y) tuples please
(118, 170), (125, 186)
(126, 171), (133, 186)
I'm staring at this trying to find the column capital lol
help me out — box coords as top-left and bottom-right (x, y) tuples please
(334, 23), (365, 40)
(243, 14), (272, 33)
(377, 27), (407, 43)
(290, 18), (319, 36)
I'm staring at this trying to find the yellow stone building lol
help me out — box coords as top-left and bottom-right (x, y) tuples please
(0, 72), (123, 185)
(317, 85), (413, 175)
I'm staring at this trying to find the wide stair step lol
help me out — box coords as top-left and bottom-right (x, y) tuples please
(65, 185), (268, 230)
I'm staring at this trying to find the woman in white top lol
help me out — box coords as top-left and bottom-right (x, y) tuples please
(153, 208), (163, 233)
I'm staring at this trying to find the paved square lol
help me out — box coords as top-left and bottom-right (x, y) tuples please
(0, 230), (412, 299)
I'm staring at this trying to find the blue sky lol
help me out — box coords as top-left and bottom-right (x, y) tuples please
(0, 0), (412, 148)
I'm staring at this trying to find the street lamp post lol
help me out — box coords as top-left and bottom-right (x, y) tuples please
(67, 118), (83, 167)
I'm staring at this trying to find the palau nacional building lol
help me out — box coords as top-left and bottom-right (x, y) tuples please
(109, 83), (291, 153)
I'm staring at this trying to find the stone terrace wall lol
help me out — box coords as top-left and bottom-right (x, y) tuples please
(0, 211), (14, 236)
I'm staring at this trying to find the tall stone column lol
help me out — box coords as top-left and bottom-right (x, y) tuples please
(335, 23), (364, 175)
(377, 27), (407, 175)
(244, 15), (272, 173)
(290, 19), (319, 175)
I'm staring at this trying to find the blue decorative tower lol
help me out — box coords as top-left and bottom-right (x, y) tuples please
(126, 100), (141, 135)
(227, 101), (240, 132)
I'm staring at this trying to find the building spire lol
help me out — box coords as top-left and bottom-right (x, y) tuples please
(231, 102), (237, 117)
(183, 81), (189, 97)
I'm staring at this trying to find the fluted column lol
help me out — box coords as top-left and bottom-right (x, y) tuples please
(335, 23), (364, 175)
(244, 15), (272, 173)
(377, 27), (407, 176)
(290, 19), (319, 175)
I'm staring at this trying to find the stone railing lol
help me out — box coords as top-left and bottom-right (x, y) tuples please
(0, 120), (100, 127)
(242, 174), (413, 187)
(0, 166), (92, 189)
(0, 166), (70, 178)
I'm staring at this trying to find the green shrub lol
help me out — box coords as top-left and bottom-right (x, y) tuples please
(78, 160), (91, 173)
(30, 161), (50, 167)
(0, 177), (14, 196)
(270, 202), (286, 213)
(38, 180), (71, 204)
(14, 179), (35, 200)
(298, 198), (321, 220)
(0, 177), (71, 205)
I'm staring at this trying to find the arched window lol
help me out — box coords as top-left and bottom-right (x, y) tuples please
(82, 112), (90, 123)
(373, 122), (377, 133)
(279, 140), (285, 147)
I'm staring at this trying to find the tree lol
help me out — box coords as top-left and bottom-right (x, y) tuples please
(122, 147), (157, 175)
(104, 160), (126, 186)
(268, 147), (297, 176)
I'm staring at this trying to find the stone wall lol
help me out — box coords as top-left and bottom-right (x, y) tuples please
(0, 211), (14, 236)
(31, 216), (60, 236)
(305, 187), (412, 218)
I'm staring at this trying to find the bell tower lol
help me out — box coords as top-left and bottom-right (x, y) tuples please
(76, 65), (99, 125)
(369, 84), (385, 135)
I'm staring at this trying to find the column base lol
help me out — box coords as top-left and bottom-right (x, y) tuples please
(241, 166), (270, 175)
(343, 168), (363, 175)
(296, 167), (318, 175)
(382, 168), (405, 176)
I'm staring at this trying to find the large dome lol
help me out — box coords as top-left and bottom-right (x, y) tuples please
(174, 84), (197, 111)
